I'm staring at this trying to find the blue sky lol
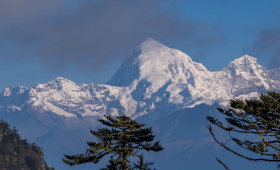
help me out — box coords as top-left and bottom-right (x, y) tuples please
(0, 0), (280, 92)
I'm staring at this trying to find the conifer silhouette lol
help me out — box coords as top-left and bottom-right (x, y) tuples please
(206, 90), (280, 169)
(63, 115), (164, 170)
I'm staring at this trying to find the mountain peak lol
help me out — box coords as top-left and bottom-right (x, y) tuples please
(138, 38), (166, 51)
(1, 86), (28, 97)
(233, 55), (257, 64)
(53, 77), (76, 85)
(55, 77), (68, 81)
(223, 55), (260, 71)
(106, 38), (196, 87)
(33, 77), (78, 92)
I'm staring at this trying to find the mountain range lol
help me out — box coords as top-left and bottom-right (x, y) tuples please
(0, 38), (280, 170)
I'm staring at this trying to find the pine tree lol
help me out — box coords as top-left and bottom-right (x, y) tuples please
(206, 90), (280, 169)
(62, 115), (164, 170)
(132, 154), (156, 170)
(100, 155), (122, 170)
(100, 153), (157, 170)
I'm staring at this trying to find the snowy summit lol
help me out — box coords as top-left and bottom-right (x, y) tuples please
(1, 38), (280, 122)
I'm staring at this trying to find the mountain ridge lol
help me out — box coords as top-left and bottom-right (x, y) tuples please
(1, 38), (280, 170)
(1, 38), (279, 122)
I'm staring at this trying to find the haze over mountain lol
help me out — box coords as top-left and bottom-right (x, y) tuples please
(0, 38), (280, 170)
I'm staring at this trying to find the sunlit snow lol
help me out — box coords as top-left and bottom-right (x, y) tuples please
(1, 38), (280, 121)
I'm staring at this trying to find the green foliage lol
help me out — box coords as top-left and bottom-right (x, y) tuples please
(206, 90), (280, 170)
(63, 115), (164, 170)
(0, 118), (55, 170)
(99, 153), (157, 170)
(132, 154), (156, 170)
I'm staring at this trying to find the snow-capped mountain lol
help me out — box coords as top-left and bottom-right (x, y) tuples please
(1, 38), (279, 122)
(1, 38), (280, 170)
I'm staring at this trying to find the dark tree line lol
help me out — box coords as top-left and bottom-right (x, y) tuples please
(0, 118), (55, 170)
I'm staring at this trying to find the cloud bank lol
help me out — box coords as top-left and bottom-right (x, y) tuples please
(0, 0), (227, 73)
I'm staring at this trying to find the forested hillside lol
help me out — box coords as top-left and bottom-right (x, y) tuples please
(0, 118), (55, 170)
